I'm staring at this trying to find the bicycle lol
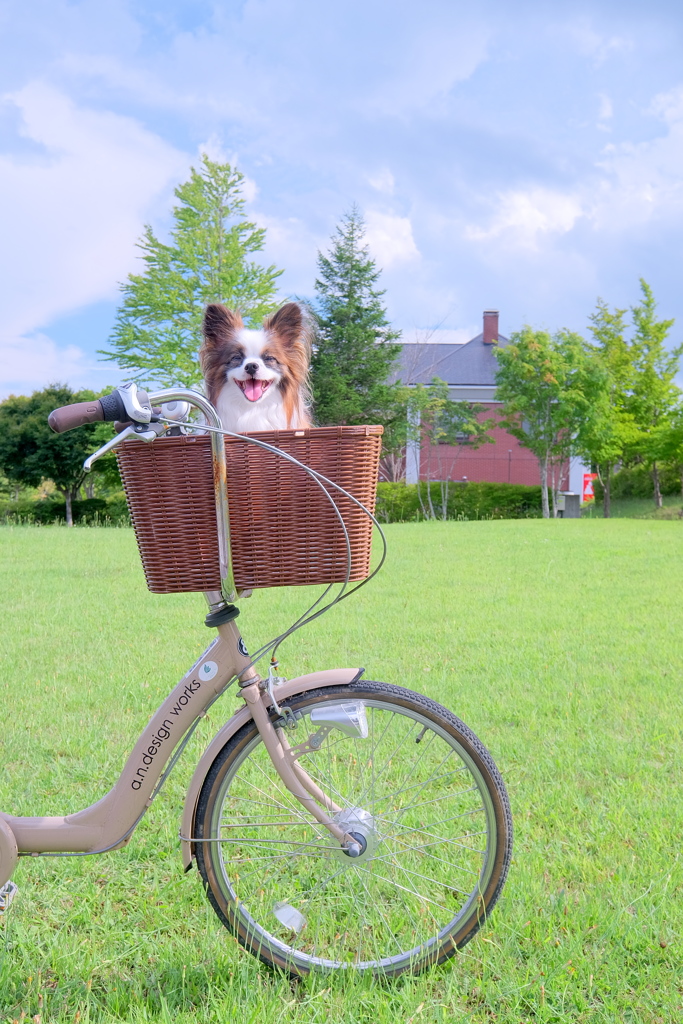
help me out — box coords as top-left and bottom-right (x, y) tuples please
(0, 382), (512, 977)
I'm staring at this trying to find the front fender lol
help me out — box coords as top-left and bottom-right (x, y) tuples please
(180, 667), (363, 871)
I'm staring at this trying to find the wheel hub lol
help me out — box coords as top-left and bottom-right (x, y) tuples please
(333, 807), (377, 865)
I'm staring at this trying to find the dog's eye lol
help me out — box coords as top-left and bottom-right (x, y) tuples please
(263, 355), (278, 367)
(226, 354), (243, 368)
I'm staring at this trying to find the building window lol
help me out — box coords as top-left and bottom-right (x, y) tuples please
(438, 432), (470, 445)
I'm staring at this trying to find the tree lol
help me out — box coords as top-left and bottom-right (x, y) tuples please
(100, 157), (282, 387)
(655, 400), (683, 501)
(406, 378), (493, 519)
(580, 299), (637, 518)
(0, 385), (102, 525)
(311, 206), (402, 433)
(625, 280), (680, 508)
(495, 328), (596, 518)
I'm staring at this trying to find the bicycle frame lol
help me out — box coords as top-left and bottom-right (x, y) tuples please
(0, 613), (364, 888)
(0, 385), (368, 891)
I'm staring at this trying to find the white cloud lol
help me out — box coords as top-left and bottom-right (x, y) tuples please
(253, 211), (321, 296)
(467, 82), (683, 251)
(365, 23), (490, 115)
(365, 211), (420, 268)
(568, 20), (633, 65)
(0, 81), (187, 343)
(598, 92), (614, 122)
(368, 169), (395, 195)
(650, 84), (683, 124)
(0, 332), (119, 400)
(465, 188), (583, 247)
(590, 86), (683, 230)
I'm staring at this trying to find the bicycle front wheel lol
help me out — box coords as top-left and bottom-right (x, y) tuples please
(194, 681), (512, 976)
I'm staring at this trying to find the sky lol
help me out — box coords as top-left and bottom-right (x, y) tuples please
(2, 0), (683, 396)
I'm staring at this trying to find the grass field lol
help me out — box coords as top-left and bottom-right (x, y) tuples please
(0, 521), (682, 1023)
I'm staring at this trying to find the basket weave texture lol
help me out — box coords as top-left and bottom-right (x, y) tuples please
(116, 426), (383, 594)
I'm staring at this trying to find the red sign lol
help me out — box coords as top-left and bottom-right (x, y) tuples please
(582, 473), (598, 502)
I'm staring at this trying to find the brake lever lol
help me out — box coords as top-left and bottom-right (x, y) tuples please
(83, 422), (166, 472)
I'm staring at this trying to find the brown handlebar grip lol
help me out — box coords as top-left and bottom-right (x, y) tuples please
(48, 400), (104, 433)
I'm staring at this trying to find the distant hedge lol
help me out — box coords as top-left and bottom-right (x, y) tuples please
(593, 465), (682, 501)
(376, 481), (543, 522)
(0, 496), (130, 525)
(2, 482), (545, 527)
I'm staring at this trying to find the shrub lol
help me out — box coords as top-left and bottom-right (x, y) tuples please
(375, 481), (543, 522)
(593, 465), (681, 501)
(0, 496), (130, 525)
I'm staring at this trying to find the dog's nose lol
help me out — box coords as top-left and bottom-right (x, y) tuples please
(244, 362), (259, 376)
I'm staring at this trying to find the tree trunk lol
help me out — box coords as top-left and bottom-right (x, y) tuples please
(84, 475), (96, 499)
(603, 462), (611, 519)
(652, 462), (663, 509)
(426, 480), (436, 520)
(64, 490), (74, 527)
(550, 462), (558, 518)
(440, 479), (449, 520)
(540, 456), (550, 518)
(424, 447), (436, 520)
(416, 481), (429, 520)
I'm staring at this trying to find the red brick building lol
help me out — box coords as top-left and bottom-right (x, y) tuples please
(398, 311), (569, 489)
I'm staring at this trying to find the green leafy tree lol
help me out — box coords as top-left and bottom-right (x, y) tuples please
(311, 206), (402, 434)
(625, 280), (680, 508)
(579, 300), (638, 518)
(655, 401), (683, 501)
(101, 157), (282, 387)
(0, 386), (102, 525)
(405, 378), (493, 519)
(495, 328), (597, 518)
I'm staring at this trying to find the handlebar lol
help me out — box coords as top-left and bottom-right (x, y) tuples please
(47, 392), (128, 433)
(47, 399), (104, 433)
(48, 386), (151, 434)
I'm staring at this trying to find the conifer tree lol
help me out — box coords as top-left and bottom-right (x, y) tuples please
(311, 206), (402, 428)
(101, 157), (282, 387)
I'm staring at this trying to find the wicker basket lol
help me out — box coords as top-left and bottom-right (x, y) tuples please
(116, 426), (383, 594)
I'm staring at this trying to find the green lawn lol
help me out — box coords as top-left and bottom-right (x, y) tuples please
(0, 521), (682, 1023)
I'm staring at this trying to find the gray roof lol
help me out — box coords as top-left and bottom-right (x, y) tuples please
(394, 331), (509, 387)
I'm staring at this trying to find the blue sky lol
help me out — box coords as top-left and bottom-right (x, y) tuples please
(2, 0), (683, 396)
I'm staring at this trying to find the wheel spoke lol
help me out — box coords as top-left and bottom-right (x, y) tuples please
(355, 864), (453, 916)
(379, 815), (488, 854)
(196, 685), (511, 976)
(367, 764), (471, 807)
(381, 831), (482, 878)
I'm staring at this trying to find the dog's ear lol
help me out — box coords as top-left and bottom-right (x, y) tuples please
(264, 302), (311, 354)
(202, 304), (243, 346)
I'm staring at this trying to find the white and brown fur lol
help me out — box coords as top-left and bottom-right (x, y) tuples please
(200, 302), (312, 433)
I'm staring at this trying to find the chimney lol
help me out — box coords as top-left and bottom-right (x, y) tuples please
(483, 309), (499, 345)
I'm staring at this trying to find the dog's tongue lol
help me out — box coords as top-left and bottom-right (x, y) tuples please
(244, 379), (263, 402)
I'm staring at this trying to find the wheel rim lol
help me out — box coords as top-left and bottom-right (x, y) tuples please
(206, 694), (499, 971)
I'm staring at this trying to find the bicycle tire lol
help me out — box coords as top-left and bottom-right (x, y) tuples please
(194, 681), (512, 976)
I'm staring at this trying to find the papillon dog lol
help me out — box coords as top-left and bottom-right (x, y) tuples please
(200, 302), (312, 433)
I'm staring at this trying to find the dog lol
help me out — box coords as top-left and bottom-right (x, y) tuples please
(200, 302), (312, 433)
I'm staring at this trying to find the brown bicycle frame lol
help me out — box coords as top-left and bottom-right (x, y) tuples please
(0, 614), (363, 888)
(0, 385), (367, 890)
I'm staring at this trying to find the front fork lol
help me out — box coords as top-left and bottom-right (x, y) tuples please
(239, 681), (360, 854)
